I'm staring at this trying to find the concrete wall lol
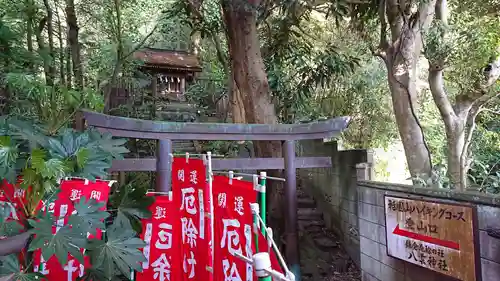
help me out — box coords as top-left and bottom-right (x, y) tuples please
(357, 181), (500, 281)
(297, 140), (373, 267)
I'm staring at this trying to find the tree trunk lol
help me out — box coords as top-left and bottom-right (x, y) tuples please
(377, 0), (437, 181)
(229, 74), (246, 123)
(35, 17), (53, 86)
(385, 50), (432, 180)
(55, 1), (66, 85)
(25, 1), (34, 72)
(42, 0), (56, 82)
(222, 0), (284, 238)
(65, 0), (83, 89)
(445, 121), (467, 189)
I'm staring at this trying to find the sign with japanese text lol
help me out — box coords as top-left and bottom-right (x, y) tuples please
(384, 195), (478, 281)
(33, 179), (111, 281)
(136, 194), (181, 281)
(212, 175), (255, 281)
(172, 157), (211, 281)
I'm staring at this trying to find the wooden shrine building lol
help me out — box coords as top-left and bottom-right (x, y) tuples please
(108, 48), (202, 110)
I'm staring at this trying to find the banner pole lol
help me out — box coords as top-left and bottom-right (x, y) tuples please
(258, 172), (272, 281)
(259, 172), (267, 236)
(252, 175), (260, 253)
(206, 152), (215, 276)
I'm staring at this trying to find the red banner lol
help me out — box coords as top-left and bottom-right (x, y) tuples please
(33, 179), (111, 281)
(212, 175), (256, 281)
(172, 157), (211, 281)
(136, 194), (181, 281)
(0, 179), (29, 222)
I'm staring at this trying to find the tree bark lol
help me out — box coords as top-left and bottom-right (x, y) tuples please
(65, 0), (83, 89)
(42, 0), (56, 82)
(230, 75), (246, 123)
(35, 17), (53, 86)
(377, 0), (437, 180)
(426, 0), (500, 190)
(222, 0), (284, 236)
(55, 0), (66, 85)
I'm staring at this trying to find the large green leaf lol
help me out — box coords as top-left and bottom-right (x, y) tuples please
(0, 254), (44, 281)
(88, 131), (129, 160)
(0, 205), (24, 237)
(88, 219), (146, 279)
(28, 213), (86, 265)
(67, 196), (110, 236)
(110, 185), (153, 233)
(76, 267), (123, 281)
(0, 254), (20, 276)
(77, 159), (111, 181)
(31, 148), (69, 180)
(0, 136), (18, 183)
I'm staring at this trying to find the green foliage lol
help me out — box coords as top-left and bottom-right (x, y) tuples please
(0, 119), (128, 215)
(109, 183), (154, 233)
(314, 57), (397, 149)
(0, 115), (152, 280)
(87, 218), (146, 278)
(0, 205), (23, 237)
(0, 254), (45, 281)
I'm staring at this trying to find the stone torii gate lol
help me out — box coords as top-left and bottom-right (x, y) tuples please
(81, 110), (351, 279)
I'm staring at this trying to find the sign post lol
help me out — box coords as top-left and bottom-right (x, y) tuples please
(384, 195), (479, 281)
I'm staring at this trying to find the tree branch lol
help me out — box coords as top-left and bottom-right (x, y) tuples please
(121, 24), (158, 60)
(480, 108), (500, 115)
(429, 68), (456, 126)
(377, 0), (389, 53)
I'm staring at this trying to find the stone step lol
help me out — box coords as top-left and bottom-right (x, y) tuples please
(313, 237), (339, 249)
(298, 220), (325, 231)
(297, 198), (316, 208)
(297, 208), (323, 219)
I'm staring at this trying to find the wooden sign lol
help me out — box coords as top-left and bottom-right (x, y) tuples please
(384, 195), (479, 281)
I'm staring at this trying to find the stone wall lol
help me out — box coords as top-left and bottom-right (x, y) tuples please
(357, 180), (500, 281)
(297, 140), (373, 267)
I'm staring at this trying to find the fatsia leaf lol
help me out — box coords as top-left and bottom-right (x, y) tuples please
(0, 136), (18, 168)
(111, 185), (153, 233)
(0, 254), (43, 280)
(47, 137), (69, 158)
(76, 266), (123, 281)
(0, 254), (20, 276)
(31, 148), (69, 180)
(77, 160), (111, 181)
(76, 267), (108, 281)
(88, 219), (146, 278)
(0, 205), (24, 237)
(28, 213), (86, 265)
(67, 197), (110, 235)
(0, 136), (18, 183)
(75, 148), (90, 169)
(89, 132), (129, 159)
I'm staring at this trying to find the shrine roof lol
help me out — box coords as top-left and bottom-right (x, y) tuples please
(133, 48), (202, 72)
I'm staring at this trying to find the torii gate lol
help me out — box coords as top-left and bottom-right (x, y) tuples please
(81, 110), (351, 280)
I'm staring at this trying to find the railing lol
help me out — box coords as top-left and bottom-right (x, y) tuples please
(80, 110), (351, 280)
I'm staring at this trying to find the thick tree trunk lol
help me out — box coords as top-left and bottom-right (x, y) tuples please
(445, 123), (467, 189)
(222, 0), (284, 243)
(230, 75), (246, 123)
(65, 0), (83, 89)
(222, 2), (281, 154)
(385, 51), (432, 179)
(377, 0), (437, 181)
